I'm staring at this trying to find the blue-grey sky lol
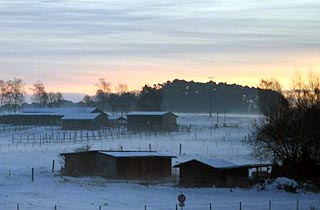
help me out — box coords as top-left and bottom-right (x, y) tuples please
(1, 0), (319, 100)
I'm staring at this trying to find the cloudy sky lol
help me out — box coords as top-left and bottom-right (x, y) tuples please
(1, 0), (319, 99)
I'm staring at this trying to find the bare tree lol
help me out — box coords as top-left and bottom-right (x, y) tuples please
(251, 75), (320, 180)
(82, 95), (92, 107)
(257, 79), (288, 116)
(117, 83), (128, 94)
(47, 92), (64, 107)
(6, 78), (25, 112)
(95, 78), (111, 110)
(0, 80), (7, 111)
(31, 81), (48, 107)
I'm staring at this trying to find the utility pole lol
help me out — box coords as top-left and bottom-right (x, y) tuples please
(208, 77), (215, 118)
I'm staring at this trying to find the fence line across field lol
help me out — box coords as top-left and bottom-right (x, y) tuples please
(10, 199), (320, 210)
(8, 125), (195, 146)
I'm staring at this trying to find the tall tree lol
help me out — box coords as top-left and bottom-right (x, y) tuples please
(0, 80), (7, 111)
(257, 79), (288, 116)
(251, 75), (320, 180)
(136, 85), (162, 111)
(47, 92), (64, 107)
(6, 78), (25, 112)
(95, 78), (111, 110)
(31, 81), (48, 107)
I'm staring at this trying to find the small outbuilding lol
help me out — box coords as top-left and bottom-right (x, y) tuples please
(174, 159), (271, 188)
(61, 113), (109, 130)
(126, 111), (177, 131)
(61, 150), (176, 180)
(3, 107), (109, 129)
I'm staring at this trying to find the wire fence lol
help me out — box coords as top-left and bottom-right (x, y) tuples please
(7, 199), (320, 210)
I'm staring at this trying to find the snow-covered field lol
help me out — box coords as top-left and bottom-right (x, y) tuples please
(0, 114), (319, 210)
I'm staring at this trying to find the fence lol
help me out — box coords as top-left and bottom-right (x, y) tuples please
(9, 125), (192, 146)
(8, 200), (320, 210)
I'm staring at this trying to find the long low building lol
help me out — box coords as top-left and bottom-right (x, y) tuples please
(174, 159), (272, 188)
(126, 111), (177, 131)
(60, 150), (176, 180)
(0, 107), (109, 130)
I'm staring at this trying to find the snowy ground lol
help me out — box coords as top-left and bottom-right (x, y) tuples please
(0, 113), (319, 210)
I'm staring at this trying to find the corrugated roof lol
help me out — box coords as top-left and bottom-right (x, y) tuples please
(126, 111), (176, 116)
(61, 113), (101, 120)
(99, 151), (176, 158)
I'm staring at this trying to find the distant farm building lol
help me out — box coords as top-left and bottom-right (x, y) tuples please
(61, 151), (176, 180)
(126, 111), (177, 131)
(174, 159), (271, 188)
(108, 115), (126, 127)
(1, 107), (109, 129)
(61, 113), (109, 130)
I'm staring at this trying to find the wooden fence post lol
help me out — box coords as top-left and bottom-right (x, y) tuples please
(54, 204), (57, 210)
(209, 203), (212, 210)
(296, 200), (299, 210)
(52, 160), (55, 173)
(179, 143), (182, 156)
(31, 168), (34, 182)
(269, 200), (271, 210)
(144, 205), (147, 210)
(239, 201), (242, 210)
(16, 204), (19, 210)
(99, 205), (102, 210)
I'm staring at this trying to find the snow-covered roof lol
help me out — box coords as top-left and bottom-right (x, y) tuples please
(174, 158), (272, 169)
(108, 114), (126, 120)
(126, 111), (176, 116)
(175, 158), (239, 169)
(61, 113), (101, 120)
(99, 151), (176, 158)
(21, 107), (99, 115)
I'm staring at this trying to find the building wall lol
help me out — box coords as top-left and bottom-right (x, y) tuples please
(127, 113), (177, 131)
(179, 162), (216, 187)
(62, 152), (97, 176)
(116, 157), (172, 180)
(95, 154), (117, 178)
(162, 113), (177, 131)
(127, 115), (163, 131)
(178, 161), (250, 187)
(8, 115), (62, 126)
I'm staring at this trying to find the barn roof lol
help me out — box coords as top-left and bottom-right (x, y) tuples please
(61, 113), (101, 120)
(61, 150), (176, 158)
(99, 151), (176, 158)
(174, 159), (272, 169)
(21, 107), (104, 115)
(108, 114), (126, 120)
(126, 111), (177, 117)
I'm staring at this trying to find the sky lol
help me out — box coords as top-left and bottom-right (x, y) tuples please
(0, 0), (320, 101)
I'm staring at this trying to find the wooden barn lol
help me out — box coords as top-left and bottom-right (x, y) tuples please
(61, 151), (176, 180)
(126, 111), (177, 131)
(3, 107), (108, 129)
(61, 113), (109, 130)
(107, 115), (126, 127)
(174, 159), (271, 188)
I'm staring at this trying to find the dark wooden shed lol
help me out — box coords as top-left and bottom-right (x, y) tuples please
(61, 151), (176, 180)
(174, 159), (271, 188)
(126, 111), (177, 131)
(61, 112), (109, 130)
(3, 107), (108, 127)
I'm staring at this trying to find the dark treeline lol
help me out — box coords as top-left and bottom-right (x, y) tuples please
(82, 79), (278, 114)
(1, 78), (282, 114)
(160, 80), (258, 113)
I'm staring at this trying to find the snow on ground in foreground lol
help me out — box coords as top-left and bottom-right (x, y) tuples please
(0, 113), (319, 210)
